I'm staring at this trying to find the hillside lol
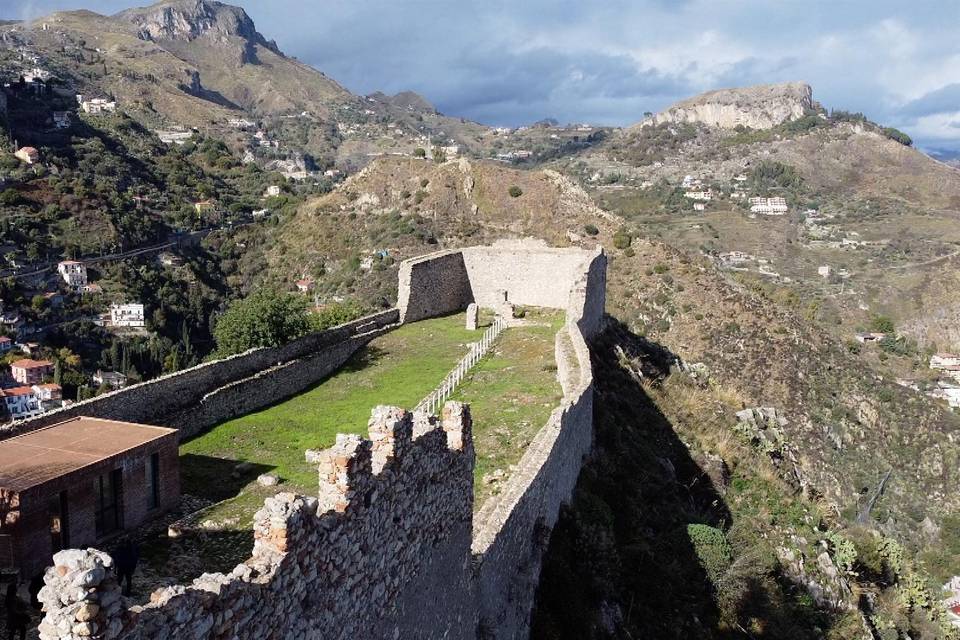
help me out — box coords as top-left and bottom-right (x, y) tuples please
(0, 1), (491, 168)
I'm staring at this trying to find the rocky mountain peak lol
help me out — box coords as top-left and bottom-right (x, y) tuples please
(115, 0), (279, 55)
(642, 81), (814, 130)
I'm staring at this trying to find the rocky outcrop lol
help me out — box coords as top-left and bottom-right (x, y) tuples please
(642, 82), (813, 130)
(116, 0), (280, 61)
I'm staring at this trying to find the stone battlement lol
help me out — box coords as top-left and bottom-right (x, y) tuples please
(38, 239), (607, 640)
(39, 403), (475, 640)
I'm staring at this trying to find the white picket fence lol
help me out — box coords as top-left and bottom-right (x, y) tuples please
(415, 315), (506, 415)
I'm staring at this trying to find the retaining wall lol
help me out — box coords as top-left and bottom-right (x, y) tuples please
(2, 309), (399, 441)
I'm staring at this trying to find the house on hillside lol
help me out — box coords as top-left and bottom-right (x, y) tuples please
(33, 383), (63, 411)
(52, 111), (71, 129)
(265, 185), (281, 197)
(684, 190), (713, 201)
(57, 260), (88, 288)
(10, 358), (54, 385)
(855, 332), (886, 343)
(0, 336), (11, 354)
(0, 386), (42, 420)
(110, 303), (145, 328)
(194, 200), (216, 216)
(79, 97), (116, 114)
(295, 277), (315, 294)
(14, 147), (39, 164)
(693, 202), (706, 211)
(749, 197), (788, 215)
(0, 416), (179, 579)
(93, 370), (127, 389)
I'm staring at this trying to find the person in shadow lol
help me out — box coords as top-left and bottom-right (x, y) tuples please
(4, 583), (29, 640)
(113, 540), (140, 597)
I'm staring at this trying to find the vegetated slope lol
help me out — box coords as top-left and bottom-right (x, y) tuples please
(560, 83), (960, 356)
(241, 156), (610, 303)
(0, 1), (491, 166)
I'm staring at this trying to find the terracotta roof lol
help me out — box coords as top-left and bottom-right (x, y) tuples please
(0, 417), (176, 492)
(34, 383), (60, 391)
(11, 358), (53, 369)
(0, 336), (10, 342)
(17, 147), (38, 154)
(0, 386), (35, 397)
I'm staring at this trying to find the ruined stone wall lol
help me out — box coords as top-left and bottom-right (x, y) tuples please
(2, 310), (399, 442)
(471, 250), (603, 639)
(397, 250), (472, 323)
(38, 404), (475, 640)
(37, 242), (607, 640)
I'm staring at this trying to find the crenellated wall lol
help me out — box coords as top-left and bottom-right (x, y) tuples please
(38, 240), (606, 640)
(2, 309), (399, 442)
(38, 404), (475, 640)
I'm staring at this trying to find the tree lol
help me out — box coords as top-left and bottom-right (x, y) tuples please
(412, 147), (426, 158)
(882, 127), (912, 146)
(508, 186), (523, 198)
(432, 148), (447, 163)
(869, 315), (896, 334)
(213, 289), (313, 356)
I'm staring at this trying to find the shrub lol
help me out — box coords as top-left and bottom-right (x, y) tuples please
(508, 185), (523, 198)
(869, 315), (896, 334)
(412, 147), (426, 158)
(583, 224), (599, 236)
(882, 127), (912, 146)
(612, 228), (632, 250)
(687, 524), (733, 583)
(213, 289), (312, 356)
(652, 263), (669, 274)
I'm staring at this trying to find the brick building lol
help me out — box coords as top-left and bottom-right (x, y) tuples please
(0, 417), (179, 579)
(10, 358), (54, 385)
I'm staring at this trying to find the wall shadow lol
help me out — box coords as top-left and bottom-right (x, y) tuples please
(179, 453), (274, 501)
(530, 319), (837, 639)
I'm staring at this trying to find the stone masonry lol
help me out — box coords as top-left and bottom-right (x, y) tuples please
(38, 240), (607, 640)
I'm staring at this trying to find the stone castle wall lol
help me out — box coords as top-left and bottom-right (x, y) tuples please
(38, 240), (607, 640)
(1, 309), (399, 442)
(38, 404), (475, 640)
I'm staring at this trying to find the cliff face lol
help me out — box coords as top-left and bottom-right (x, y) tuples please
(644, 81), (813, 130)
(116, 0), (279, 57)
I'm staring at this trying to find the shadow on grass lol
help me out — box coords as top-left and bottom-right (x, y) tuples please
(179, 453), (274, 502)
(530, 318), (841, 639)
(339, 344), (388, 374)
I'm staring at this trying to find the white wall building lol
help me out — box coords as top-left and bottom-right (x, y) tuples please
(110, 303), (146, 328)
(57, 261), (88, 288)
(749, 197), (788, 215)
(931, 353), (960, 370)
(79, 97), (116, 114)
(1, 386), (42, 419)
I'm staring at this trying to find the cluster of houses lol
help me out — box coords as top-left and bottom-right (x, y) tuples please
(0, 358), (59, 420)
(77, 95), (116, 115)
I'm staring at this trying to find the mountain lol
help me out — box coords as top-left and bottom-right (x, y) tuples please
(0, 1), (490, 168)
(639, 81), (815, 130)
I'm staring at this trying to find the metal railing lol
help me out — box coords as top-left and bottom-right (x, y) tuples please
(415, 315), (506, 415)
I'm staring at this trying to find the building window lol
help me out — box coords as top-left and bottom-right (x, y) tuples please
(146, 452), (160, 510)
(94, 469), (123, 538)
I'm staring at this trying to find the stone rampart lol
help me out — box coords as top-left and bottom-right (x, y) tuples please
(2, 309), (399, 441)
(38, 240), (607, 640)
(38, 404), (475, 640)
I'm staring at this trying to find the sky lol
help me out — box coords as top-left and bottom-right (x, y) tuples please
(5, 0), (960, 153)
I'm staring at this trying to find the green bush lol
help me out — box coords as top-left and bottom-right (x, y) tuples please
(412, 147), (426, 158)
(882, 127), (912, 146)
(869, 315), (895, 334)
(508, 185), (523, 198)
(612, 228), (632, 250)
(583, 224), (599, 236)
(213, 289), (313, 356)
(686, 524), (733, 583)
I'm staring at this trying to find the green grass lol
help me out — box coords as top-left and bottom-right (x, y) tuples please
(181, 313), (483, 496)
(452, 309), (565, 504)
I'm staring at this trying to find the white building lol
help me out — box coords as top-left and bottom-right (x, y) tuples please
(1, 386), (41, 419)
(818, 265), (832, 278)
(79, 97), (117, 114)
(749, 197), (788, 215)
(156, 129), (193, 145)
(693, 202), (706, 211)
(684, 190), (713, 201)
(57, 261), (87, 288)
(931, 353), (960, 370)
(110, 303), (146, 328)
(265, 185), (281, 197)
(52, 111), (71, 129)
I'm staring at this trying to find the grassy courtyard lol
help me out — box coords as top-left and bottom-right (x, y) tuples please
(133, 310), (565, 594)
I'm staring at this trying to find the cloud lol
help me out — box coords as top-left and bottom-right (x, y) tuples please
(5, 0), (960, 150)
